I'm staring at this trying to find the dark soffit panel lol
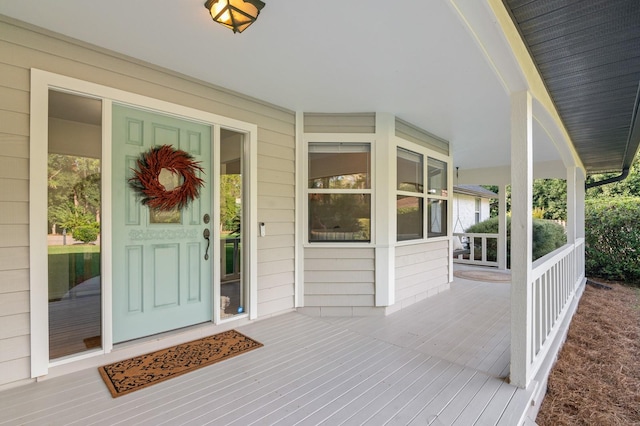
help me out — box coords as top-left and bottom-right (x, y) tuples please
(503, 0), (640, 174)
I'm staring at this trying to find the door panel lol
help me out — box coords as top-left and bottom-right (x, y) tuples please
(112, 105), (212, 343)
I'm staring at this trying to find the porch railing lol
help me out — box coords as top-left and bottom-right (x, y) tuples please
(453, 232), (499, 267)
(527, 237), (585, 384)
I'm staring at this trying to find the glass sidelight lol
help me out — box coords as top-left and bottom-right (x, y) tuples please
(47, 90), (102, 359)
(219, 129), (246, 318)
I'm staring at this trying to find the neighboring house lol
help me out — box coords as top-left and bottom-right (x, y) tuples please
(0, 1), (638, 409)
(452, 185), (497, 233)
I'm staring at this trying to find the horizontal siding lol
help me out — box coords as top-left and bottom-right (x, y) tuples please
(0, 202), (28, 225)
(304, 247), (375, 310)
(395, 118), (449, 155)
(0, 225), (28, 248)
(0, 134), (29, 158)
(0, 313), (29, 340)
(0, 16), (296, 387)
(395, 240), (450, 309)
(304, 112), (376, 134)
(0, 269), (29, 293)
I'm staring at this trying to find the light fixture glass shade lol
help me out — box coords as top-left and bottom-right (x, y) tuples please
(204, 0), (265, 33)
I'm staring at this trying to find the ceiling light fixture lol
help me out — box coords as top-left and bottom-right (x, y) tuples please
(204, 0), (265, 33)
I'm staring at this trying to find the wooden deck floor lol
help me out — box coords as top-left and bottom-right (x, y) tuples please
(0, 272), (535, 425)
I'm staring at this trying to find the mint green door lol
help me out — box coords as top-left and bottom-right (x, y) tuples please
(112, 105), (212, 343)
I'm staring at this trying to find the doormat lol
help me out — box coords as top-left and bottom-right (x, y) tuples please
(98, 330), (262, 398)
(453, 269), (511, 283)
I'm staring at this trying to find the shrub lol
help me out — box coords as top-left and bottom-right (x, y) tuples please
(585, 197), (640, 284)
(465, 216), (566, 267)
(73, 224), (99, 244)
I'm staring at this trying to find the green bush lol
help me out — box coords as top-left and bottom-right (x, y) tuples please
(585, 197), (640, 284)
(465, 217), (566, 267)
(73, 224), (99, 244)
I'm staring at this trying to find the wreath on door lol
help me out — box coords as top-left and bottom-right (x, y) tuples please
(129, 145), (205, 211)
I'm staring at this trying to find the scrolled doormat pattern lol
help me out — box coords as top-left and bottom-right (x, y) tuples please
(98, 330), (262, 398)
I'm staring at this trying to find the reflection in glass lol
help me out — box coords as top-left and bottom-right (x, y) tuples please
(397, 196), (423, 241)
(397, 148), (423, 193)
(428, 199), (448, 238)
(47, 91), (102, 359)
(428, 157), (447, 196)
(220, 129), (246, 319)
(308, 143), (370, 189)
(309, 194), (371, 242)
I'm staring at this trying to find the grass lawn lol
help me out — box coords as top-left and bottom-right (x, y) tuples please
(48, 244), (100, 254)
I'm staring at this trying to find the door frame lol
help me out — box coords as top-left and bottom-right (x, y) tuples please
(29, 69), (258, 378)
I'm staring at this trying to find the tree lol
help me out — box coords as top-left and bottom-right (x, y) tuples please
(48, 154), (101, 234)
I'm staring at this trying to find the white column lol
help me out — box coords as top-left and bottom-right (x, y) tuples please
(497, 184), (508, 270)
(510, 91), (534, 388)
(374, 113), (396, 306)
(566, 166), (577, 244)
(576, 169), (585, 240)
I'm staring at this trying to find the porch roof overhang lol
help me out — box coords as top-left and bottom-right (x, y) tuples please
(503, 0), (640, 175)
(0, 1), (638, 176)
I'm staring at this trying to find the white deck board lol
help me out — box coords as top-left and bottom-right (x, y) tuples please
(0, 271), (534, 426)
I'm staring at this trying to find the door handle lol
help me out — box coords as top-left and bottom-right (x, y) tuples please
(203, 228), (211, 260)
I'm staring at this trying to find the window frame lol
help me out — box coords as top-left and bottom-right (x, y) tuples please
(395, 141), (450, 243)
(304, 135), (375, 246)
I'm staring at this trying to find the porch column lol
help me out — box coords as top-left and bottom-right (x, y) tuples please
(497, 184), (508, 270)
(374, 113), (396, 306)
(566, 166), (577, 244)
(510, 91), (534, 388)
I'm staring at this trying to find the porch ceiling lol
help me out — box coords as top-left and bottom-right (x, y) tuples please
(1, 1), (638, 175)
(503, 0), (640, 174)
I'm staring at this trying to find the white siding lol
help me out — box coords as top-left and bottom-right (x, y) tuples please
(0, 16), (296, 388)
(394, 241), (450, 311)
(302, 247), (376, 316)
(304, 113), (376, 134)
(395, 118), (449, 155)
(453, 194), (492, 232)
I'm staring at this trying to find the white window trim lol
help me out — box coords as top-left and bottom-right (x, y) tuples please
(30, 69), (258, 378)
(303, 134), (376, 248)
(395, 139), (452, 245)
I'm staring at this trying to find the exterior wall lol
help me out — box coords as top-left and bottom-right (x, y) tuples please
(452, 194), (491, 232)
(300, 247), (376, 316)
(392, 241), (450, 313)
(0, 17), (295, 388)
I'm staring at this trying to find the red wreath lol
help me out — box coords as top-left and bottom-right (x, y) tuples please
(129, 145), (205, 211)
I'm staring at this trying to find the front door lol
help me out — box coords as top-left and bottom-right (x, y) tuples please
(112, 105), (212, 343)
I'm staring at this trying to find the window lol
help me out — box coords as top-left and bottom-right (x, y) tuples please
(308, 143), (371, 242)
(427, 157), (448, 237)
(397, 147), (448, 241)
(397, 148), (423, 241)
(475, 197), (481, 224)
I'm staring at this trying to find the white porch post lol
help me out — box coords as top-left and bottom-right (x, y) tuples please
(497, 184), (508, 270)
(375, 113), (396, 306)
(510, 91), (534, 388)
(566, 166), (577, 244)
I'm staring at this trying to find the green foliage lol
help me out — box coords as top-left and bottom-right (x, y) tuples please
(73, 225), (100, 244)
(48, 154), (101, 233)
(466, 216), (566, 267)
(220, 174), (242, 234)
(49, 203), (95, 234)
(586, 157), (640, 198)
(533, 179), (567, 220)
(585, 197), (640, 284)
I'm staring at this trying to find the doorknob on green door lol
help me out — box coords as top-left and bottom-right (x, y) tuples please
(203, 228), (211, 260)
